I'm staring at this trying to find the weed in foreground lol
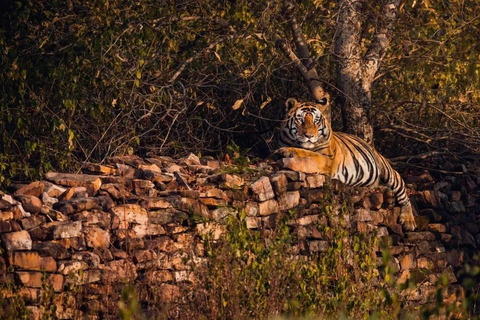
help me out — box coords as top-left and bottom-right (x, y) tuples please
(178, 194), (398, 320)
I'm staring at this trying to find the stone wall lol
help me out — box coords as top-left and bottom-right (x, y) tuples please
(0, 154), (478, 318)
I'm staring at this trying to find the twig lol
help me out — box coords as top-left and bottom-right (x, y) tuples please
(395, 163), (464, 175)
(170, 34), (237, 84)
(388, 151), (451, 162)
(174, 172), (192, 190)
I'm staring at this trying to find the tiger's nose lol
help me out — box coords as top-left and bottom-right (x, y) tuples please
(304, 132), (316, 138)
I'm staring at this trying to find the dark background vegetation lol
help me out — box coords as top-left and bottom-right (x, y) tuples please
(1, 0), (479, 184)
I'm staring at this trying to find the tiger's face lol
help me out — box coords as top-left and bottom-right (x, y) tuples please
(280, 97), (331, 150)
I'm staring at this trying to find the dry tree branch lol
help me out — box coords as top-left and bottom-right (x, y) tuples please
(388, 151), (451, 162)
(275, 39), (329, 119)
(381, 123), (435, 142)
(275, 39), (312, 84)
(397, 163), (465, 175)
(283, 0), (314, 69)
(276, 1), (329, 120)
(379, 127), (437, 147)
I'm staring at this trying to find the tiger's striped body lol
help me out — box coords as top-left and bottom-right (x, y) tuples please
(277, 98), (416, 230)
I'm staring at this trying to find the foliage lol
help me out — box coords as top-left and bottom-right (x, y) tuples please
(0, 281), (30, 320)
(0, 0), (479, 184)
(178, 195), (397, 319)
(373, 0), (480, 158)
(119, 285), (144, 320)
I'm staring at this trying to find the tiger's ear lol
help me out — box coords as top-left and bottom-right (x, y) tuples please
(285, 98), (298, 111)
(315, 93), (330, 113)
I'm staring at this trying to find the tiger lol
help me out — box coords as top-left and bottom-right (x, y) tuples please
(275, 97), (416, 231)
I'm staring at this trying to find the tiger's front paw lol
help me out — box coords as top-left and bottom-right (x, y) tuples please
(271, 147), (302, 160)
(399, 203), (416, 231)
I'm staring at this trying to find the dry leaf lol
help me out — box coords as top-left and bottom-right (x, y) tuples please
(232, 99), (244, 110)
(259, 97), (272, 109)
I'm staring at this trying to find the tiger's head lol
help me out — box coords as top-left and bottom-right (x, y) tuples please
(279, 97), (332, 150)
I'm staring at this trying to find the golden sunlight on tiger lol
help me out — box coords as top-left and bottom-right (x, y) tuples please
(275, 97), (416, 231)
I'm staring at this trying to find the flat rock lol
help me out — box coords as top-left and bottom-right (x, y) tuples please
(354, 208), (373, 222)
(58, 188), (75, 201)
(99, 259), (138, 284)
(180, 153), (201, 166)
(57, 260), (90, 275)
(1, 230), (32, 250)
(199, 197), (228, 207)
(9, 251), (57, 272)
(276, 170), (305, 182)
(41, 192), (58, 207)
(21, 215), (47, 230)
(53, 196), (113, 215)
(72, 210), (111, 229)
(134, 224), (166, 237)
(72, 251), (101, 268)
(112, 204), (148, 228)
(250, 176), (275, 201)
(84, 227), (111, 249)
(52, 221), (83, 239)
(82, 163), (117, 175)
(406, 231), (437, 242)
(32, 241), (70, 260)
(17, 195), (42, 214)
(45, 184), (67, 198)
(200, 158), (221, 169)
(201, 188), (228, 200)
(45, 172), (102, 194)
(138, 197), (172, 210)
(171, 197), (210, 219)
(148, 209), (188, 225)
(16, 272), (64, 292)
(14, 181), (45, 197)
(258, 199), (279, 216)
(221, 174), (244, 189)
(270, 173), (287, 195)
(305, 174), (326, 188)
(278, 191), (300, 211)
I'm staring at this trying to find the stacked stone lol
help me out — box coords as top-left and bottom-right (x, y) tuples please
(397, 171), (480, 304)
(0, 155), (477, 318)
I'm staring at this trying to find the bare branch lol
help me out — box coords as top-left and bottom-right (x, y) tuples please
(283, 0), (314, 69)
(276, 39), (328, 116)
(395, 163), (465, 175)
(276, 39), (311, 82)
(389, 151), (451, 162)
(291, 17), (315, 70)
(278, 0), (329, 122)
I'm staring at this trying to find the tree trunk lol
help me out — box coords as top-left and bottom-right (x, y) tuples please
(335, 0), (401, 145)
